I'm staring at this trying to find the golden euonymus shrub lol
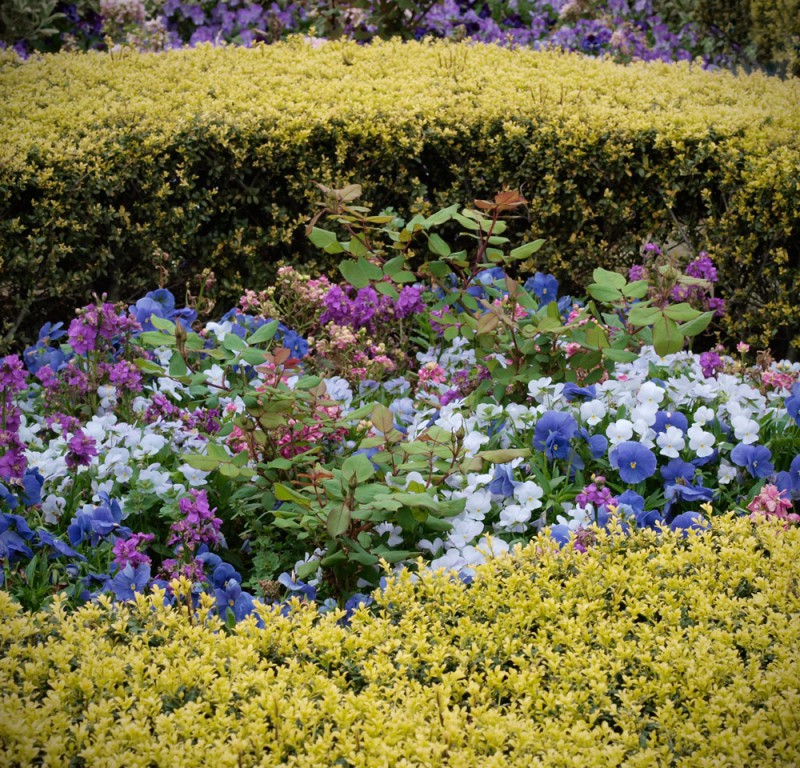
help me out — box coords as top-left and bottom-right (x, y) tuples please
(0, 514), (798, 767)
(0, 40), (798, 352)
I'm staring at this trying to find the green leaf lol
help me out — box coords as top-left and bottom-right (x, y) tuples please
(326, 503), (351, 539)
(138, 331), (176, 348)
(662, 303), (702, 322)
(627, 305), (663, 326)
(342, 453), (376, 483)
(509, 238), (545, 260)
(248, 320), (279, 345)
(338, 259), (370, 289)
(622, 280), (650, 299)
(477, 448), (531, 463)
(348, 236), (370, 258)
(678, 310), (715, 337)
(393, 270), (417, 284)
(652, 316), (683, 356)
(295, 375), (322, 389)
(592, 268), (626, 289)
(428, 233), (451, 258)
(239, 347), (269, 366)
(587, 283), (623, 303)
(425, 204), (459, 227)
(134, 357), (165, 375)
(150, 315), (176, 333)
(371, 403), (395, 434)
(383, 255), (406, 277)
(358, 257), (383, 281)
(274, 483), (311, 508)
(168, 354), (188, 378)
(308, 227), (339, 251)
(374, 281), (399, 300)
(603, 348), (639, 362)
(222, 333), (247, 352)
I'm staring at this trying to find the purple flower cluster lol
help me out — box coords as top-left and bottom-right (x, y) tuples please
(0, 356), (28, 481)
(320, 284), (423, 331)
(112, 531), (155, 569)
(65, 430), (98, 470)
(167, 489), (224, 554)
(68, 301), (139, 356)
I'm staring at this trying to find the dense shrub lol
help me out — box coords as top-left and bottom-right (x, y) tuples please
(0, 515), (798, 766)
(1, 41), (799, 354)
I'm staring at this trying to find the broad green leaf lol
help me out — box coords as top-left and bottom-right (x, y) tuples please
(358, 257), (383, 281)
(622, 280), (650, 299)
(477, 448), (531, 463)
(326, 503), (351, 538)
(168, 354), (188, 378)
(342, 453), (376, 483)
(247, 319), (279, 345)
(374, 281), (399, 300)
(393, 270), (417, 284)
(371, 403), (395, 434)
(348, 236), (370, 258)
(134, 357), (165, 374)
(509, 238), (545, 260)
(587, 283), (623, 303)
(662, 302), (702, 322)
(150, 315), (176, 333)
(222, 333), (246, 352)
(383, 254), (406, 276)
(308, 227), (338, 250)
(585, 325), (610, 349)
(652, 316), (683, 356)
(627, 305), (663, 326)
(339, 259), (370, 289)
(678, 310), (715, 337)
(592, 267), (626, 289)
(239, 347), (269, 366)
(425, 204), (459, 227)
(603, 348), (639, 362)
(428, 233), (451, 258)
(274, 483), (311, 507)
(138, 331), (176, 348)
(537, 316), (563, 334)
(295, 375), (322, 390)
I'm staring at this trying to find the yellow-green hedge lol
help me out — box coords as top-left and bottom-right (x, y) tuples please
(0, 40), (799, 352)
(1, 515), (799, 767)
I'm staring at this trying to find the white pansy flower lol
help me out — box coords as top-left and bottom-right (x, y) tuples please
(495, 504), (531, 532)
(463, 430), (490, 457)
(606, 419), (634, 446)
(657, 426), (686, 458)
(513, 481), (544, 511)
(693, 406), (715, 426)
(179, 464), (211, 487)
(687, 424), (716, 458)
(731, 415), (760, 445)
(205, 364), (227, 389)
(580, 399), (607, 426)
(718, 460), (737, 485)
(41, 494), (67, 524)
(637, 381), (665, 408)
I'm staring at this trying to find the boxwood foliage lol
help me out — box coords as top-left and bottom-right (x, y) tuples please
(1, 515), (799, 766)
(0, 40), (798, 353)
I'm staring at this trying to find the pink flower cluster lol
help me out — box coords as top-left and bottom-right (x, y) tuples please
(747, 484), (799, 526)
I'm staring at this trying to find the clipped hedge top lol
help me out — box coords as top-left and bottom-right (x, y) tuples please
(1, 39), (799, 169)
(1, 515), (799, 766)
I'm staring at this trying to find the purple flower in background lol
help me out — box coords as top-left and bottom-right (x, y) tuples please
(686, 253), (718, 283)
(610, 441), (657, 483)
(534, 411), (579, 460)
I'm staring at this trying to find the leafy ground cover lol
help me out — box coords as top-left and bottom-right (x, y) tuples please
(2, 189), (799, 621)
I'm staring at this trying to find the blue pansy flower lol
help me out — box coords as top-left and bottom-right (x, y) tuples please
(488, 463), (518, 498)
(215, 579), (257, 623)
(579, 428), (607, 459)
(278, 324), (309, 359)
(563, 383), (597, 401)
(661, 458), (696, 485)
(21, 469), (44, 506)
(36, 529), (86, 560)
(785, 382), (800, 426)
(67, 493), (130, 547)
(278, 571), (317, 601)
(0, 483), (19, 510)
(652, 410), (689, 434)
(211, 562), (241, 589)
(549, 524), (573, 548)
(669, 511), (710, 537)
(130, 289), (197, 332)
(730, 443), (774, 479)
(524, 272), (559, 305)
(110, 563), (151, 601)
(610, 441), (657, 484)
(533, 411), (578, 460)
(343, 592), (374, 624)
(0, 513), (35, 561)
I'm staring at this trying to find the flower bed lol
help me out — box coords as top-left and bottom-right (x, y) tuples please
(1, 189), (800, 763)
(2, 189), (799, 615)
